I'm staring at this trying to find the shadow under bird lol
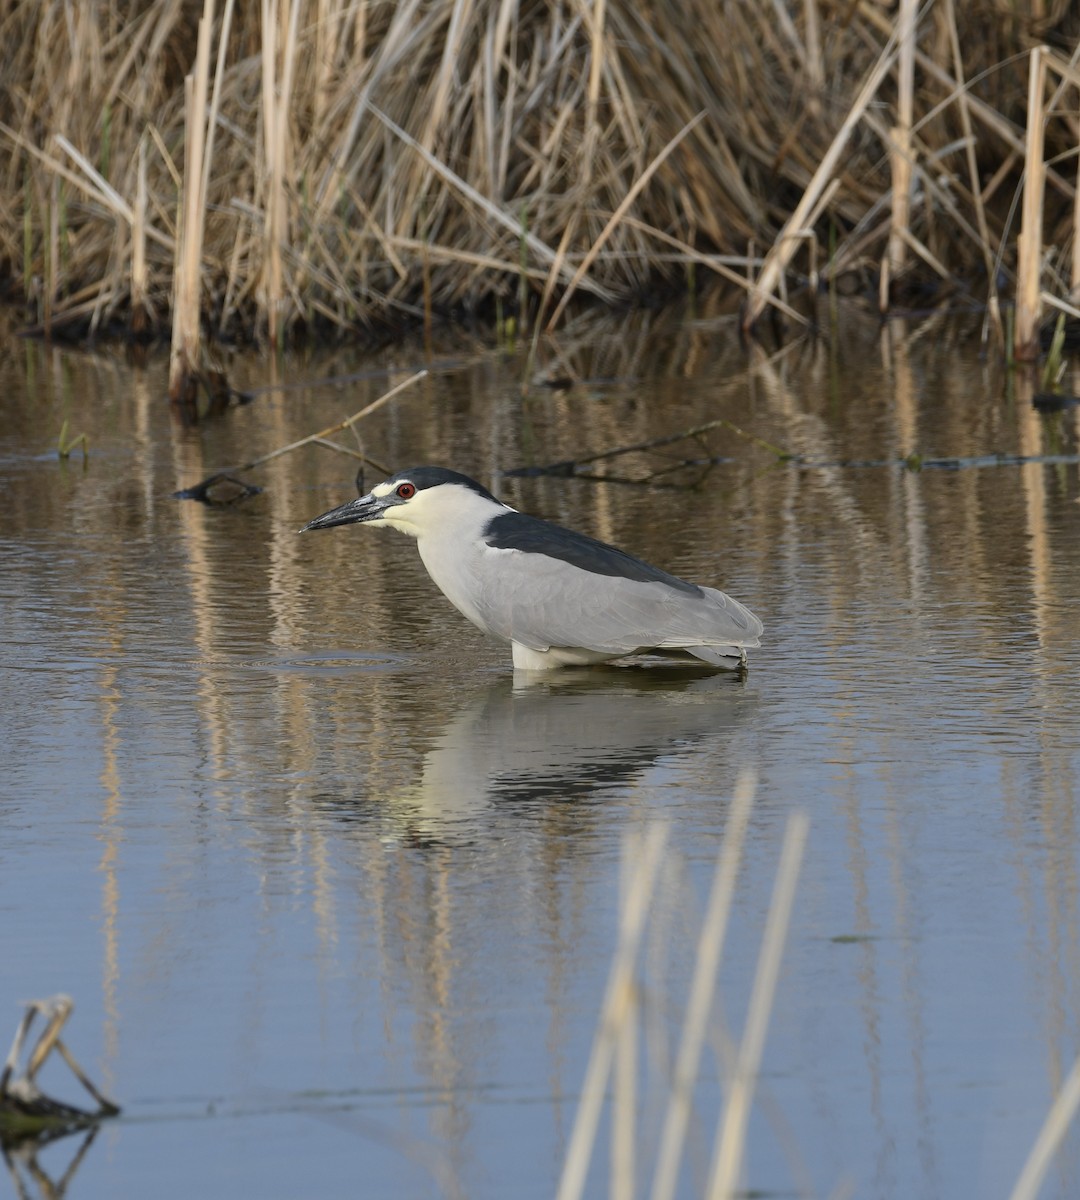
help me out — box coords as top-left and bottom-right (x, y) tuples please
(300, 467), (763, 671)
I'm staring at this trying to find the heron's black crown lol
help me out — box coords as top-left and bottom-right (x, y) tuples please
(387, 467), (499, 502)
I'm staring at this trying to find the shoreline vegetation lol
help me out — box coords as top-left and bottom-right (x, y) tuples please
(0, 1), (1078, 399)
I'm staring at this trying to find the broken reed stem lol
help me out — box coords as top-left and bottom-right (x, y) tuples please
(370, 105), (614, 303)
(706, 811), (809, 1200)
(556, 824), (670, 1200)
(1015, 45), (1047, 363)
(650, 771), (755, 1200)
(25, 1003), (67, 1079)
(1, 995), (120, 1120)
(52, 134), (135, 225)
(310, 435), (383, 468)
(52, 1038), (120, 1116)
(575, 417), (792, 469)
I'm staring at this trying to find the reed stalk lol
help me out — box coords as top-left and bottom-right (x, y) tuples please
(45, 175), (57, 337)
(1010, 1053), (1080, 1200)
(556, 777), (809, 1200)
(706, 812), (808, 1198)
(1073, 110), (1080, 303)
(1014, 46), (1047, 363)
(169, 0), (214, 402)
(556, 824), (669, 1200)
(802, 0), (823, 97)
(881, 0), (917, 311)
(260, 0), (299, 349)
(131, 136), (148, 332)
(942, 0), (1002, 344)
(650, 772), (755, 1200)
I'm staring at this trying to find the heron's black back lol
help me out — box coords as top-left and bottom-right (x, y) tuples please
(483, 511), (702, 595)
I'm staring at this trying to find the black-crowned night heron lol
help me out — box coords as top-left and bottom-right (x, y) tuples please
(301, 467), (763, 671)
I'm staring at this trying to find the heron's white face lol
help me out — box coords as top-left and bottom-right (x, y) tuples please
(301, 472), (509, 541)
(370, 477), (512, 539)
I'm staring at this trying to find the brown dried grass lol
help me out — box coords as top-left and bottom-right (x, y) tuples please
(0, 0), (1077, 347)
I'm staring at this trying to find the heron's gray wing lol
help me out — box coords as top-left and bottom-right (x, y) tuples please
(472, 545), (761, 654)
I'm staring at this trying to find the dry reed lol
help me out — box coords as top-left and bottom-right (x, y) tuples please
(707, 810), (808, 1197)
(1015, 47), (1047, 363)
(650, 774), (755, 1200)
(169, 0), (215, 401)
(556, 773), (811, 1200)
(0, 2), (1078, 354)
(880, 0), (917, 310)
(1010, 1052), (1080, 1200)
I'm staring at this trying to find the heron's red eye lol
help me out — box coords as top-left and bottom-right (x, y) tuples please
(396, 482), (416, 499)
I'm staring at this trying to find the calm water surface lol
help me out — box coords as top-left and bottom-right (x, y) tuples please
(2, 305), (1080, 1199)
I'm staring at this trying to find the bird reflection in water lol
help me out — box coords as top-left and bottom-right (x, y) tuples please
(316, 665), (755, 846)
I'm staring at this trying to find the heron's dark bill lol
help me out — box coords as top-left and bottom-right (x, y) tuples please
(300, 494), (384, 531)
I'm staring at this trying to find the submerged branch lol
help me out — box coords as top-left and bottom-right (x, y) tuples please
(504, 418), (794, 481)
(175, 369), (426, 499)
(509, 442), (1080, 483)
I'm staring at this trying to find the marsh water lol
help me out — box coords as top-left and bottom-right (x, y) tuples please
(2, 301), (1080, 1199)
